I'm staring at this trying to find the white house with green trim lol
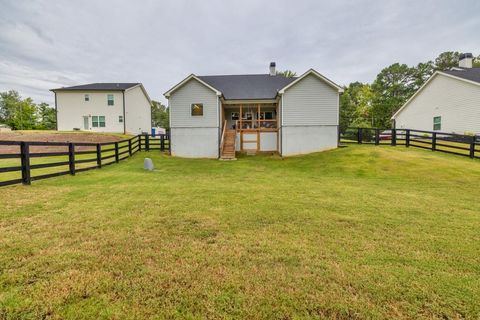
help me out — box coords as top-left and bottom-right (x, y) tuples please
(392, 53), (480, 135)
(51, 83), (152, 134)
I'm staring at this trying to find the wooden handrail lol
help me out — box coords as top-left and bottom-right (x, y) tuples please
(220, 120), (227, 156)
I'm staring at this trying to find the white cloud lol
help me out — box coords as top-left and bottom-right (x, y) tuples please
(0, 0), (479, 105)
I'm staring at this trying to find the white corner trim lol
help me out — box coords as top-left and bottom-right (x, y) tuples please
(281, 94), (284, 127)
(278, 68), (344, 94)
(164, 74), (222, 98)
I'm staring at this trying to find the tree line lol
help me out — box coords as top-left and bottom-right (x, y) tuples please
(340, 51), (480, 130)
(0, 90), (56, 130)
(2, 52), (478, 132)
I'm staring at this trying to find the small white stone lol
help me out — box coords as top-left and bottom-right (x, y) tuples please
(144, 158), (154, 171)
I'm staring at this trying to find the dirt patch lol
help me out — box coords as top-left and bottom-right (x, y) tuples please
(0, 132), (127, 154)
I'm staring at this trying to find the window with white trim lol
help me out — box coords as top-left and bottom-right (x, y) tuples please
(119, 115), (123, 123)
(92, 116), (106, 128)
(84, 94), (89, 101)
(107, 94), (114, 106)
(433, 116), (441, 131)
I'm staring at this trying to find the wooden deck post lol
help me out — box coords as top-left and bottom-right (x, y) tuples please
(240, 104), (243, 152)
(257, 103), (261, 151)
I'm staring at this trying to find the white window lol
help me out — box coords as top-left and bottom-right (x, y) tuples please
(92, 116), (106, 128)
(107, 94), (114, 106)
(84, 94), (89, 101)
(433, 116), (441, 131)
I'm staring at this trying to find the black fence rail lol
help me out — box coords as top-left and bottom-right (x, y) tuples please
(340, 128), (479, 159)
(0, 133), (170, 187)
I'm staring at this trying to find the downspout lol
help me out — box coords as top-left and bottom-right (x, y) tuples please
(54, 91), (58, 130)
(122, 91), (126, 134)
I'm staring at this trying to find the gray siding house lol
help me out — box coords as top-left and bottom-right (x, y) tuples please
(164, 63), (343, 159)
(392, 53), (480, 135)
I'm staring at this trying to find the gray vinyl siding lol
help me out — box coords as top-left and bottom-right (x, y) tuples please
(394, 74), (480, 134)
(282, 74), (339, 126)
(169, 78), (219, 128)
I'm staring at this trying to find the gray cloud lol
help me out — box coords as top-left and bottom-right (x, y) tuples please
(1, 0), (479, 105)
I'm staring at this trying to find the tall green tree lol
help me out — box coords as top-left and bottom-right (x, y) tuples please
(340, 82), (375, 130)
(0, 90), (22, 125)
(0, 90), (55, 130)
(370, 63), (416, 128)
(151, 100), (169, 128)
(10, 97), (38, 130)
(412, 61), (435, 89)
(276, 70), (297, 78)
(37, 102), (57, 130)
(434, 51), (461, 70)
(474, 54), (480, 67)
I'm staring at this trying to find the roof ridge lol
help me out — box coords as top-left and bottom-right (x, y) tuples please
(198, 73), (295, 78)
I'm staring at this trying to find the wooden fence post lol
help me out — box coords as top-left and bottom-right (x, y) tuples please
(160, 134), (165, 151)
(431, 132), (437, 151)
(138, 135), (142, 151)
(358, 128), (363, 144)
(96, 144), (102, 168)
(20, 142), (31, 185)
(375, 129), (380, 145)
(145, 134), (150, 151)
(128, 139), (132, 156)
(115, 142), (119, 163)
(470, 136), (476, 159)
(406, 129), (410, 147)
(68, 143), (75, 175)
(391, 129), (396, 146)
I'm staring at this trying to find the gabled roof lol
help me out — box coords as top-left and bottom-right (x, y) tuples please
(51, 83), (140, 91)
(164, 68), (342, 100)
(392, 68), (480, 119)
(198, 74), (296, 100)
(164, 74), (222, 98)
(442, 67), (480, 84)
(278, 69), (344, 94)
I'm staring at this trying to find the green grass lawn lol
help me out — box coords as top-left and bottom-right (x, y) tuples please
(1, 145), (480, 319)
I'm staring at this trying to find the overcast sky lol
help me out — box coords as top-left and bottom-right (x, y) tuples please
(1, 0), (479, 105)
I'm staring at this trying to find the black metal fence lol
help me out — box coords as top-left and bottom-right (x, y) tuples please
(340, 128), (480, 159)
(0, 133), (170, 187)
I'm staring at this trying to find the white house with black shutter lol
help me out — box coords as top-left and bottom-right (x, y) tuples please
(164, 63), (343, 159)
(51, 83), (152, 134)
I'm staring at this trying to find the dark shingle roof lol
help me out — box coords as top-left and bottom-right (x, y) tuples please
(442, 68), (480, 84)
(51, 83), (140, 91)
(197, 74), (296, 100)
